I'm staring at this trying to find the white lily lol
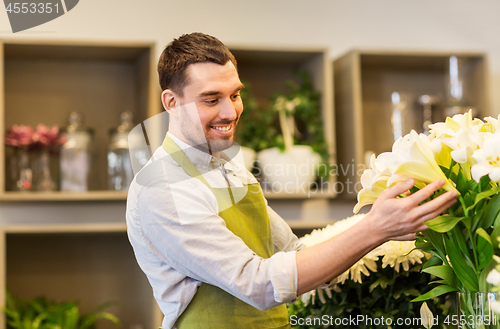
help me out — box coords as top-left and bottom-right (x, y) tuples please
(471, 133), (500, 182)
(439, 127), (490, 181)
(441, 128), (476, 164)
(354, 153), (394, 213)
(387, 131), (456, 192)
(484, 115), (500, 133)
(487, 268), (500, 286)
(354, 177), (389, 213)
(448, 110), (483, 130)
(420, 302), (434, 329)
(429, 110), (483, 138)
(491, 301), (500, 315)
(355, 131), (451, 213)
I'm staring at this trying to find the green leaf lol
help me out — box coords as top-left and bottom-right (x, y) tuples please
(479, 259), (497, 292)
(369, 277), (390, 293)
(467, 186), (500, 212)
(411, 285), (457, 302)
(64, 307), (79, 329)
(444, 233), (479, 291)
(442, 160), (456, 179)
(468, 179), (478, 192)
(448, 225), (474, 270)
(456, 170), (468, 196)
(425, 216), (464, 233)
(422, 229), (446, 260)
(480, 174), (492, 192)
(422, 255), (443, 270)
(472, 210), (484, 233)
(462, 216), (472, 230)
(491, 213), (500, 246)
(423, 265), (455, 287)
(482, 193), (500, 229)
(416, 241), (438, 253)
(476, 227), (494, 271)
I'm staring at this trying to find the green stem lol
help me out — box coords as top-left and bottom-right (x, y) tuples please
(468, 226), (480, 271)
(384, 271), (397, 313)
(459, 195), (468, 217)
(356, 284), (363, 309)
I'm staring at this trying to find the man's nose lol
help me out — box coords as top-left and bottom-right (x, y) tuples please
(219, 99), (238, 121)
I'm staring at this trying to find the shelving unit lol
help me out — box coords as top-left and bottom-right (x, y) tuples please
(228, 46), (336, 198)
(0, 40), (160, 200)
(0, 223), (163, 329)
(0, 40), (162, 329)
(334, 50), (489, 197)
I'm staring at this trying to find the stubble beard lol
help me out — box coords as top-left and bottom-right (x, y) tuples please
(179, 110), (239, 154)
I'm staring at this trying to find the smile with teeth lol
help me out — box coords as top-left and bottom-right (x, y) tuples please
(211, 125), (232, 132)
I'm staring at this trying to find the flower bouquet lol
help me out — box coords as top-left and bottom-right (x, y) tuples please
(355, 110), (500, 328)
(288, 214), (448, 329)
(5, 124), (65, 191)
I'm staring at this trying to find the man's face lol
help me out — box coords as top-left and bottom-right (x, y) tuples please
(176, 61), (244, 153)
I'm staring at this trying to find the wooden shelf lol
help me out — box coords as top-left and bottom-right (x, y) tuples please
(334, 49), (489, 197)
(263, 187), (335, 199)
(0, 191), (127, 202)
(0, 222), (127, 233)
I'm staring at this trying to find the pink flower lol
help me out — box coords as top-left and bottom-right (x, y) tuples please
(5, 125), (35, 147)
(33, 124), (65, 147)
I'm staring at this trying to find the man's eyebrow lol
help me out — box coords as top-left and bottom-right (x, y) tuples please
(236, 83), (245, 92)
(198, 90), (221, 97)
(197, 83), (246, 98)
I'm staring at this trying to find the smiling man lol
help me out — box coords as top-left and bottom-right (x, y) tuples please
(163, 55), (244, 155)
(126, 33), (459, 329)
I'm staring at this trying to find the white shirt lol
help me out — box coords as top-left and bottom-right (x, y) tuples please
(126, 133), (303, 329)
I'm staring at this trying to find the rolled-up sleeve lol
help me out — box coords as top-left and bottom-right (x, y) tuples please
(135, 176), (298, 311)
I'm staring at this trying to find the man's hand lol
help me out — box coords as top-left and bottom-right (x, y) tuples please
(364, 178), (459, 242)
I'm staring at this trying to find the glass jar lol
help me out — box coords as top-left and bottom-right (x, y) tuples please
(107, 111), (134, 191)
(60, 112), (93, 192)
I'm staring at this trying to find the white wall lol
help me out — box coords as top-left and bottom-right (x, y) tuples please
(1, 0), (499, 222)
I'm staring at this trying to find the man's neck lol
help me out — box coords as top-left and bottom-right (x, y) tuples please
(168, 131), (221, 159)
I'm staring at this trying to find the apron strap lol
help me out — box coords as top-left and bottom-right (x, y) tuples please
(162, 134), (212, 189)
(163, 134), (238, 210)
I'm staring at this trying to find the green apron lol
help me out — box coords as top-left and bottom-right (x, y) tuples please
(162, 135), (291, 329)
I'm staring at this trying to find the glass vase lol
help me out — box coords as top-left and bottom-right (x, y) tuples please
(458, 292), (500, 329)
(9, 147), (33, 192)
(34, 148), (56, 191)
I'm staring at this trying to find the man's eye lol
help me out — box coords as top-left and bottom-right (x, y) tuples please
(206, 99), (218, 104)
(231, 94), (241, 100)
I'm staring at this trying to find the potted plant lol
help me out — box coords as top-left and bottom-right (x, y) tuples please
(2, 290), (120, 329)
(255, 71), (329, 194)
(234, 80), (277, 172)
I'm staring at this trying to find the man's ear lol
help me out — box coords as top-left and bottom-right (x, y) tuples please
(161, 89), (180, 118)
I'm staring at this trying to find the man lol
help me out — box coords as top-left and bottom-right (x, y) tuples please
(126, 33), (458, 329)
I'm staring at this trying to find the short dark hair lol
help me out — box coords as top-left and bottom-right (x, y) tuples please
(157, 32), (237, 96)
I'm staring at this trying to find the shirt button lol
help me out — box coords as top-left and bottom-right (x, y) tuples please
(202, 165), (207, 170)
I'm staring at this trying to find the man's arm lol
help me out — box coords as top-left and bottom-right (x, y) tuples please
(295, 179), (458, 295)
